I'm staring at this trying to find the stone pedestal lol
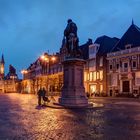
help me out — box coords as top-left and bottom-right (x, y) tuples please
(59, 58), (88, 108)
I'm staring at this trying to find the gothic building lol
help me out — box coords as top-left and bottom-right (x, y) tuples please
(0, 54), (5, 79)
(0, 55), (18, 93)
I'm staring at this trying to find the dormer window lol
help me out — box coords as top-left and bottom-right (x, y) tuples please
(125, 44), (131, 49)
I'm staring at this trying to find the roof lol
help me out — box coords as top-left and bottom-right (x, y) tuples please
(94, 35), (119, 55)
(112, 23), (140, 52)
(79, 39), (93, 59)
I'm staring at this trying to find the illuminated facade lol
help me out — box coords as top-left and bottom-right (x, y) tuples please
(0, 54), (5, 79)
(84, 36), (119, 96)
(107, 22), (140, 96)
(0, 55), (19, 93)
(21, 52), (63, 95)
(21, 22), (140, 97)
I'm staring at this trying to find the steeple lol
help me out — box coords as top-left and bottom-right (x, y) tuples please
(132, 19), (134, 25)
(0, 54), (5, 79)
(1, 54), (5, 64)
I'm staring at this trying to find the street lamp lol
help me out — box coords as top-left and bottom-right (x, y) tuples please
(21, 69), (28, 78)
(40, 53), (56, 94)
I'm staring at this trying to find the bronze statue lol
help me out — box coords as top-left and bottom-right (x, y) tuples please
(64, 19), (81, 58)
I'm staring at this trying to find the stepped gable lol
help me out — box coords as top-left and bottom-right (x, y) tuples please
(112, 23), (140, 52)
(95, 35), (119, 56)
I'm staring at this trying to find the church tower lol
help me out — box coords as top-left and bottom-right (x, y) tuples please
(0, 54), (5, 79)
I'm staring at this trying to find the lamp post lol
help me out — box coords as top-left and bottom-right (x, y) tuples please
(21, 69), (28, 93)
(21, 69), (28, 79)
(40, 53), (56, 94)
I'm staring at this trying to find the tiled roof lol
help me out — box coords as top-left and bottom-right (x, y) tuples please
(112, 23), (140, 52)
(94, 35), (119, 55)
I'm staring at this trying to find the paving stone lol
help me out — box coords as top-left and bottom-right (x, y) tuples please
(0, 93), (140, 140)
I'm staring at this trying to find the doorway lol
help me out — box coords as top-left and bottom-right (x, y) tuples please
(123, 81), (130, 92)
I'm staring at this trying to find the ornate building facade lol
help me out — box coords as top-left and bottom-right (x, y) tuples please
(107, 22), (140, 96)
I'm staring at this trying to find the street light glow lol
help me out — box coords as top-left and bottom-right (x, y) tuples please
(21, 70), (28, 74)
(51, 56), (56, 61)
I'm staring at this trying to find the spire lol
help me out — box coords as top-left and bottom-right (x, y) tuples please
(132, 18), (134, 25)
(1, 54), (5, 64)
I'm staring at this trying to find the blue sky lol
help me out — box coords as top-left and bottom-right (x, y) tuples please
(0, 0), (140, 78)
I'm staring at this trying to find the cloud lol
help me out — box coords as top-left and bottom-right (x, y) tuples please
(0, 0), (140, 77)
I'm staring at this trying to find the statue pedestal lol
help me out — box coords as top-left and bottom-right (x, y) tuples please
(59, 58), (88, 108)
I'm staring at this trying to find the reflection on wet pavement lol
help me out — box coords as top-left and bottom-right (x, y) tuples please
(0, 93), (140, 140)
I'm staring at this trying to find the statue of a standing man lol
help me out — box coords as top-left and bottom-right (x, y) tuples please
(64, 19), (80, 57)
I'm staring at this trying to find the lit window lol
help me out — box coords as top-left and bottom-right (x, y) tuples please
(100, 84), (103, 92)
(99, 70), (103, 80)
(97, 72), (99, 79)
(84, 72), (87, 81)
(87, 73), (89, 81)
(93, 72), (96, 81)
(89, 72), (92, 81)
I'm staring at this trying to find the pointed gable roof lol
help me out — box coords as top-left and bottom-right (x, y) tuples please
(95, 35), (119, 56)
(112, 23), (140, 52)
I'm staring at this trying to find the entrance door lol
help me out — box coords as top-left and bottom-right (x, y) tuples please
(90, 85), (96, 93)
(123, 81), (130, 92)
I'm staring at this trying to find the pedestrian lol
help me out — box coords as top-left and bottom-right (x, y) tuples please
(42, 88), (49, 105)
(37, 87), (43, 106)
(42, 87), (46, 99)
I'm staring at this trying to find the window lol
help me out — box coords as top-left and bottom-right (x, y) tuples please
(124, 63), (128, 68)
(136, 78), (140, 85)
(93, 72), (96, 81)
(111, 74), (118, 86)
(116, 64), (119, 69)
(109, 65), (112, 70)
(99, 57), (103, 67)
(87, 73), (89, 81)
(84, 72), (87, 81)
(135, 72), (140, 85)
(99, 70), (103, 80)
(89, 72), (93, 81)
(125, 44), (131, 49)
(100, 84), (103, 92)
(97, 72), (99, 79)
(132, 61), (136, 68)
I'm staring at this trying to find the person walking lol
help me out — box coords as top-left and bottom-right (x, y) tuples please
(37, 88), (43, 106)
(42, 88), (48, 105)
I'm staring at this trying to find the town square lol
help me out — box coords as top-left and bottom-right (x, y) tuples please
(0, 0), (140, 140)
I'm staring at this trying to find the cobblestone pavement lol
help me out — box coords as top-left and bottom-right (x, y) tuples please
(0, 93), (140, 140)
